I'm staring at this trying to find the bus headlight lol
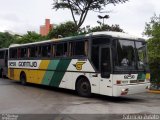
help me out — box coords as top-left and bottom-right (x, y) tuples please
(121, 88), (129, 95)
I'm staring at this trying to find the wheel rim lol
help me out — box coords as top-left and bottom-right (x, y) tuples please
(80, 82), (90, 93)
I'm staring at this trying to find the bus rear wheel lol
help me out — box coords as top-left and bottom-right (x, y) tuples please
(76, 78), (91, 97)
(20, 73), (27, 85)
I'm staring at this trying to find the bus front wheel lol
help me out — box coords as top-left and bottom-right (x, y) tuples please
(20, 72), (27, 85)
(76, 77), (91, 97)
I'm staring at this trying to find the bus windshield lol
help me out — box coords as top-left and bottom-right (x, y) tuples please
(113, 39), (148, 71)
(136, 42), (148, 70)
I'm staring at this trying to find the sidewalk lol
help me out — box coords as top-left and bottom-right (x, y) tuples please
(148, 90), (160, 94)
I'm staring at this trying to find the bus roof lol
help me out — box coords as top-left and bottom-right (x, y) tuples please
(90, 31), (143, 40)
(0, 48), (8, 51)
(9, 31), (144, 48)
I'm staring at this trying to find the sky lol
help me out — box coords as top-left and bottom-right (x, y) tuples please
(0, 0), (160, 38)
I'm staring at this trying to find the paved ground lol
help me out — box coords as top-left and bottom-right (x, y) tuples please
(0, 78), (160, 119)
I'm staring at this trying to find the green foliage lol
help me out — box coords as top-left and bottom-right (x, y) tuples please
(14, 31), (45, 44)
(144, 14), (160, 63)
(52, 0), (128, 30)
(0, 31), (45, 48)
(89, 24), (123, 32)
(0, 22), (123, 49)
(85, 24), (123, 33)
(144, 14), (160, 83)
(47, 21), (123, 39)
(47, 21), (79, 39)
(144, 14), (160, 38)
(0, 32), (15, 48)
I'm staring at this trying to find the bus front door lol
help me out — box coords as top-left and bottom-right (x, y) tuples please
(99, 46), (112, 96)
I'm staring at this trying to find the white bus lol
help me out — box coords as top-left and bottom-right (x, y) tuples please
(8, 31), (150, 97)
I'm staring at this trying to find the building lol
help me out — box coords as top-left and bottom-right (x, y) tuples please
(40, 19), (53, 36)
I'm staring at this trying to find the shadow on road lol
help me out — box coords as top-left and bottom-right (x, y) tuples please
(92, 94), (145, 103)
(6, 79), (146, 103)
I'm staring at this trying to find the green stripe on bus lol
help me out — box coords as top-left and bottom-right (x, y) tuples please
(49, 59), (71, 87)
(42, 60), (60, 85)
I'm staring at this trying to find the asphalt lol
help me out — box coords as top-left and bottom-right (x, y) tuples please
(0, 78), (160, 119)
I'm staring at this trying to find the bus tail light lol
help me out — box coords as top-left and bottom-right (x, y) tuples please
(116, 80), (121, 85)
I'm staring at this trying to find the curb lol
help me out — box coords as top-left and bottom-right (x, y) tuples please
(148, 90), (160, 94)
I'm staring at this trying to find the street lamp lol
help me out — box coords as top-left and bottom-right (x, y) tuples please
(98, 15), (109, 25)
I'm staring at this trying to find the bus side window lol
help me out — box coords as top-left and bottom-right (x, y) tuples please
(29, 46), (36, 58)
(5, 50), (8, 58)
(10, 48), (17, 59)
(85, 40), (88, 56)
(52, 45), (55, 57)
(41, 45), (47, 57)
(0, 51), (4, 59)
(41, 44), (51, 58)
(5, 50), (8, 67)
(75, 41), (85, 56)
(17, 48), (21, 58)
(69, 42), (74, 57)
(27, 48), (30, 58)
(47, 45), (51, 57)
(70, 40), (86, 57)
(20, 48), (27, 58)
(37, 46), (42, 57)
(55, 43), (67, 57)
(35, 46), (38, 58)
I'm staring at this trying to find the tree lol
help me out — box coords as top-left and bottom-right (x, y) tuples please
(144, 14), (160, 83)
(47, 21), (79, 39)
(14, 31), (45, 44)
(86, 24), (123, 33)
(0, 31), (46, 48)
(0, 32), (15, 48)
(52, 0), (128, 31)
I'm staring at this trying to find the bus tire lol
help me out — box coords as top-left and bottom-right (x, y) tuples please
(20, 72), (27, 85)
(76, 77), (91, 97)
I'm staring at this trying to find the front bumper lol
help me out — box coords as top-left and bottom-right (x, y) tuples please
(113, 82), (150, 96)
